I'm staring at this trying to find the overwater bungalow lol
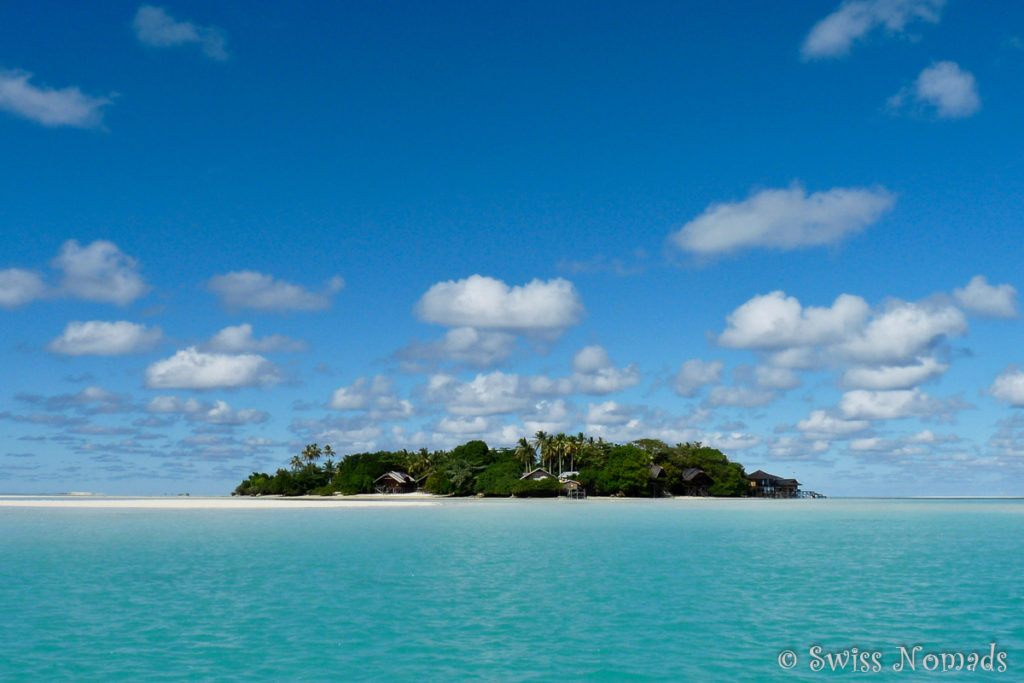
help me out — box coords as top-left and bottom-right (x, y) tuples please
(374, 471), (417, 494)
(746, 469), (801, 498)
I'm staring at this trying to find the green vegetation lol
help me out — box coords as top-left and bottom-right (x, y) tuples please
(233, 433), (753, 498)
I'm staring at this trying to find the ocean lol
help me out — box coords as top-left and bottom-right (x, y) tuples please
(1, 498), (1021, 680)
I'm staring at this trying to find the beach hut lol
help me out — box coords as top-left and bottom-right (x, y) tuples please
(374, 471), (417, 494)
(649, 464), (667, 497)
(519, 467), (555, 481)
(680, 467), (713, 496)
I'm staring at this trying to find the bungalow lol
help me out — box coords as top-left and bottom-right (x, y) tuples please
(680, 467), (713, 497)
(746, 469), (801, 498)
(374, 471), (417, 494)
(649, 464), (667, 497)
(520, 467), (555, 481)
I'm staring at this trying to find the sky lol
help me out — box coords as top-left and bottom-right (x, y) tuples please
(2, 0), (1023, 496)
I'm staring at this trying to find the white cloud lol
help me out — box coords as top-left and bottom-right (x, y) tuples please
(669, 184), (895, 255)
(395, 327), (517, 369)
(720, 292), (965, 370)
(754, 365), (802, 390)
(0, 269), (48, 308)
(570, 345), (641, 395)
(842, 356), (947, 389)
(48, 320), (163, 356)
(146, 395), (267, 425)
(797, 409), (871, 439)
(839, 301), (965, 364)
(328, 375), (413, 420)
(707, 386), (776, 408)
(839, 388), (948, 420)
(905, 61), (980, 119)
(208, 271), (343, 312)
(849, 437), (892, 452)
(719, 291), (870, 351)
(0, 69), (111, 128)
(145, 347), (281, 389)
(988, 366), (1024, 406)
(672, 359), (724, 397)
(133, 5), (228, 61)
(422, 371), (536, 416)
(953, 275), (1017, 318)
(204, 324), (306, 353)
(520, 399), (574, 435)
(801, 0), (945, 59)
(435, 416), (493, 435)
(53, 240), (150, 305)
(585, 400), (637, 427)
(415, 275), (584, 333)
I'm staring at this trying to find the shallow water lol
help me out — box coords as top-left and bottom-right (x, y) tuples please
(1, 498), (1021, 680)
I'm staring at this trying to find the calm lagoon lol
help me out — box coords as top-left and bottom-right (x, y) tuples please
(1, 497), (1021, 680)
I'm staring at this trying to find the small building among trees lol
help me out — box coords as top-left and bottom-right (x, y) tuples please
(374, 471), (418, 494)
(679, 467), (713, 497)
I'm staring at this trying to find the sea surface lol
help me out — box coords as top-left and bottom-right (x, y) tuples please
(1, 498), (1022, 681)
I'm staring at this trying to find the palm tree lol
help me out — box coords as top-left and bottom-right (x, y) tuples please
(301, 443), (322, 467)
(531, 431), (550, 471)
(514, 437), (536, 474)
(552, 433), (568, 476)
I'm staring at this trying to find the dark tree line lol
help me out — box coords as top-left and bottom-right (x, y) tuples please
(233, 435), (750, 498)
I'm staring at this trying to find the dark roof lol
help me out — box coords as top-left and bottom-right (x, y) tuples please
(747, 470), (800, 487)
(374, 471), (416, 484)
(520, 468), (554, 480)
(649, 464), (666, 480)
(681, 467), (713, 484)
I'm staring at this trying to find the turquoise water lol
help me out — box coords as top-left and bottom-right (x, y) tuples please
(1, 499), (1022, 680)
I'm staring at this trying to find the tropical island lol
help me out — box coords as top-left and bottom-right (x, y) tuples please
(233, 432), (819, 499)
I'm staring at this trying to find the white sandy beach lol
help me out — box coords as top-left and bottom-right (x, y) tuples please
(0, 495), (441, 509)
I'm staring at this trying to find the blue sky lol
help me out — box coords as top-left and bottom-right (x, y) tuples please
(2, 0), (1023, 495)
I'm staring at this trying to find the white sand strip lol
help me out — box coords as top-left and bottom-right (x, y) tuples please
(0, 496), (440, 509)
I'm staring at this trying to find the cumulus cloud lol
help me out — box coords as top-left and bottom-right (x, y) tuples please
(719, 291), (965, 373)
(953, 275), (1017, 318)
(415, 275), (584, 333)
(838, 301), (965, 365)
(394, 327), (517, 370)
(801, 0), (945, 59)
(797, 409), (871, 440)
(570, 345), (641, 395)
(145, 347), (281, 389)
(719, 291), (870, 351)
(839, 388), (950, 420)
(672, 359), (724, 397)
(707, 386), (776, 408)
(422, 371), (535, 417)
(48, 320), (163, 356)
(0, 69), (112, 128)
(889, 62), (980, 119)
(146, 395), (267, 425)
(53, 240), (150, 305)
(0, 269), (48, 308)
(133, 5), (228, 60)
(204, 324), (306, 353)
(988, 366), (1024, 406)
(669, 184), (895, 256)
(329, 375), (414, 420)
(842, 356), (947, 390)
(753, 365), (802, 390)
(208, 271), (343, 312)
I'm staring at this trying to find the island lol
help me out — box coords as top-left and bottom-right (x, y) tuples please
(234, 432), (822, 499)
